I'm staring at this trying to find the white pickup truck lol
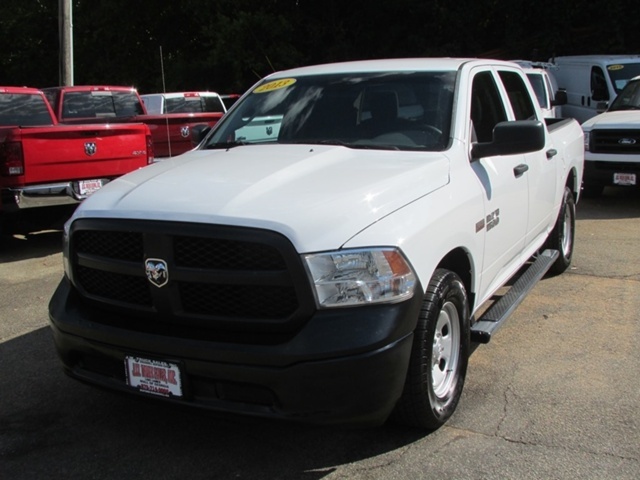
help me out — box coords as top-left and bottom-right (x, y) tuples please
(513, 61), (567, 118)
(49, 58), (584, 429)
(581, 75), (640, 196)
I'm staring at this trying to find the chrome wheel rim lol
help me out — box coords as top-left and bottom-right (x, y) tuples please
(431, 301), (460, 399)
(561, 205), (573, 257)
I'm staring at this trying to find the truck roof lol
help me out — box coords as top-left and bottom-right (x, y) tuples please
(551, 55), (640, 64)
(0, 86), (44, 95)
(262, 58), (520, 79)
(511, 60), (557, 70)
(141, 92), (221, 99)
(43, 85), (138, 93)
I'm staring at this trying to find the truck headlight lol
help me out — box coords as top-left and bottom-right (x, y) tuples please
(62, 219), (72, 279)
(303, 248), (417, 308)
(583, 131), (590, 152)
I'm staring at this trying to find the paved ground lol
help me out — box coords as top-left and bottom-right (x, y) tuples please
(1, 188), (638, 479)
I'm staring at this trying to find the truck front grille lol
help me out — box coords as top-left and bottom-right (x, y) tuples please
(591, 129), (640, 154)
(69, 219), (315, 341)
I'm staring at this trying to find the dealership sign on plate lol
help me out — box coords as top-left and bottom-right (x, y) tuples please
(125, 356), (183, 398)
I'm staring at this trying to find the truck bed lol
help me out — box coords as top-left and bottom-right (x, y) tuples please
(1, 123), (151, 186)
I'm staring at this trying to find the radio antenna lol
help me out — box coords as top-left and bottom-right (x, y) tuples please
(159, 46), (172, 157)
(160, 46), (167, 93)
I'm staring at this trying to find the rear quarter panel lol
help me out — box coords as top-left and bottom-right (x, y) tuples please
(547, 117), (585, 198)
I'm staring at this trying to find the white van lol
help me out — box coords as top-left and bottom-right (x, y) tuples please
(550, 55), (640, 123)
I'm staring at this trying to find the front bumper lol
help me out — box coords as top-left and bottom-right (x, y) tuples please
(583, 159), (640, 188)
(49, 277), (423, 426)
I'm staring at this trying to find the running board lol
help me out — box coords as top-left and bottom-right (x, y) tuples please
(470, 249), (559, 344)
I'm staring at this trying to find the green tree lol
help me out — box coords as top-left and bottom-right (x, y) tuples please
(0, 0), (59, 87)
(1, 0), (638, 93)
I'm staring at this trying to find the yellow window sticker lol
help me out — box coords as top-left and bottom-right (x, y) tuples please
(253, 78), (297, 94)
(608, 64), (625, 71)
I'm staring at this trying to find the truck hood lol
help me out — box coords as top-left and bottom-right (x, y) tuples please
(582, 110), (640, 130)
(76, 144), (450, 252)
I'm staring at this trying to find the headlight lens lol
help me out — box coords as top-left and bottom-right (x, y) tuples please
(583, 131), (590, 152)
(62, 219), (72, 278)
(303, 248), (417, 308)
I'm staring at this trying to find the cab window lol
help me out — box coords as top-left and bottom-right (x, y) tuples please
(591, 67), (609, 101)
(470, 71), (508, 143)
(498, 71), (536, 120)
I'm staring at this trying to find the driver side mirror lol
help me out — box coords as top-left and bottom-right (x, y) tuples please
(552, 90), (567, 106)
(592, 86), (609, 102)
(471, 120), (545, 160)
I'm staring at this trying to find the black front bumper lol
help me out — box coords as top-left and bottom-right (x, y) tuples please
(49, 277), (423, 426)
(583, 159), (640, 188)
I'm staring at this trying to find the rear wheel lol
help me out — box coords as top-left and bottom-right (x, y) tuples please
(544, 186), (576, 276)
(392, 269), (470, 429)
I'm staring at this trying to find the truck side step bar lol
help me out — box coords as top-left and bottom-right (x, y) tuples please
(470, 249), (559, 344)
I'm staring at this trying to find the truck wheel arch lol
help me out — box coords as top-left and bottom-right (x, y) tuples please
(436, 247), (474, 307)
(392, 268), (471, 429)
(566, 168), (579, 201)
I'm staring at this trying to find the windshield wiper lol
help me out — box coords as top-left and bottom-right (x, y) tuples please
(204, 141), (249, 150)
(609, 105), (640, 111)
(317, 139), (400, 150)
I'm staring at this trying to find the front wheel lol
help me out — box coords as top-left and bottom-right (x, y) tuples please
(392, 269), (470, 429)
(544, 186), (576, 276)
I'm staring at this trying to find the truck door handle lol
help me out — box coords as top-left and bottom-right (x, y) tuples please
(513, 164), (529, 178)
(546, 148), (558, 159)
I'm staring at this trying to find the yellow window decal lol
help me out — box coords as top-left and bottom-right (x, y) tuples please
(253, 78), (297, 94)
(608, 65), (625, 71)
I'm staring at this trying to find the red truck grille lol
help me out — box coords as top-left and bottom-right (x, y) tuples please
(69, 219), (314, 342)
(590, 129), (640, 154)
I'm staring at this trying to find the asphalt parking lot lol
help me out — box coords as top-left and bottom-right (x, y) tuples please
(1, 188), (639, 480)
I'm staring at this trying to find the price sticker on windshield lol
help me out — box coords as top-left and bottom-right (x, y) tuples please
(253, 78), (296, 94)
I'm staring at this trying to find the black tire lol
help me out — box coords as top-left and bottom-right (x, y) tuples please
(544, 186), (576, 276)
(392, 269), (470, 429)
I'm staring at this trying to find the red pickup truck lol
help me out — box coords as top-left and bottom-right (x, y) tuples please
(1, 86), (153, 233)
(43, 86), (225, 158)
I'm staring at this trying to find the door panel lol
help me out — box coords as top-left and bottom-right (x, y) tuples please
(470, 70), (529, 302)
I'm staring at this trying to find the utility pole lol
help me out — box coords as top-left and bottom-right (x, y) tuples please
(59, 0), (74, 85)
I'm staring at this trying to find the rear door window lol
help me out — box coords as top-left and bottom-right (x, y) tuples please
(470, 71), (508, 143)
(498, 71), (536, 120)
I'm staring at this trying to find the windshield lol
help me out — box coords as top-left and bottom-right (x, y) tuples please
(0, 93), (53, 126)
(61, 91), (144, 119)
(165, 96), (225, 114)
(607, 63), (640, 93)
(202, 71), (456, 151)
(609, 79), (640, 111)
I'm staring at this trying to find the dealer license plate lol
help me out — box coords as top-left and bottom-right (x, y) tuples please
(125, 356), (183, 398)
(78, 179), (103, 196)
(613, 173), (636, 186)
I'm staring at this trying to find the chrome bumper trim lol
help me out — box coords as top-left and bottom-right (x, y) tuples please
(2, 179), (110, 210)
